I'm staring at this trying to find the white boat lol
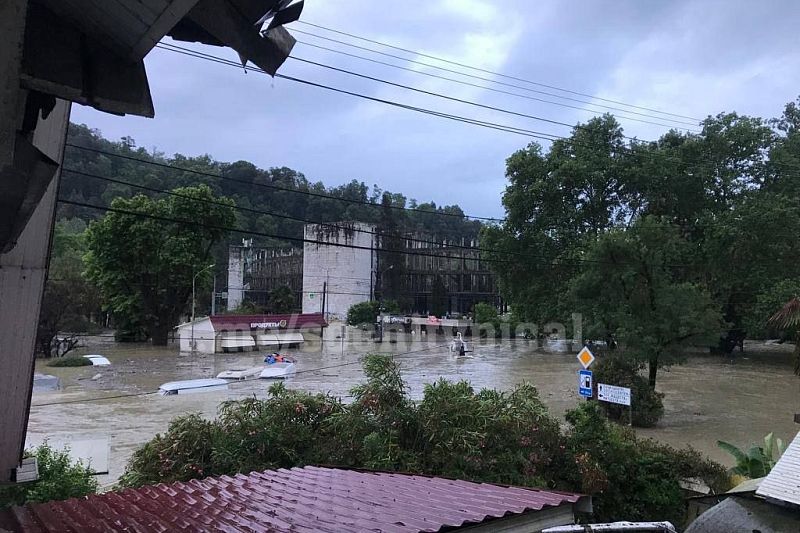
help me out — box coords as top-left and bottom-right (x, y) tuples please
(83, 354), (111, 366)
(449, 332), (472, 356)
(259, 362), (296, 379)
(159, 378), (229, 396)
(216, 366), (263, 380)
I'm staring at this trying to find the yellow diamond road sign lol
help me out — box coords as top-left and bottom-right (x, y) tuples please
(577, 347), (595, 369)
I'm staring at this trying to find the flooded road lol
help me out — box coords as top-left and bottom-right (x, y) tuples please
(28, 337), (799, 487)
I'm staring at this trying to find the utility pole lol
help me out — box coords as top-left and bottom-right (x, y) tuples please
(191, 263), (214, 354)
(321, 281), (327, 320)
(211, 274), (217, 316)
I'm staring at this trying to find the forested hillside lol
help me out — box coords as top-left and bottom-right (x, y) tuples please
(61, 123), (483, 246)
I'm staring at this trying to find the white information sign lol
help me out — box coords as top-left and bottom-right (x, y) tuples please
(597, 383), (631, 406)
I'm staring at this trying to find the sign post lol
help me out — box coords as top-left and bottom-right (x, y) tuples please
(578, 370), (593, 398)
(597, 383), (633, 426)
(576, 346), (595, 400)
(576, 346), (595, 369)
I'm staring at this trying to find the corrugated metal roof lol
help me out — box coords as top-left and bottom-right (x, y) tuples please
(756, 430), (800, 505)
(2, 466), (582, 532)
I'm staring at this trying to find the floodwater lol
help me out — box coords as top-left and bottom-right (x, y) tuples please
(28, 336), (799, 488)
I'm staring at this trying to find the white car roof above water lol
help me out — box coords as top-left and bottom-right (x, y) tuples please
(159, 378), (229, 392)
(83, 355), (111, 365)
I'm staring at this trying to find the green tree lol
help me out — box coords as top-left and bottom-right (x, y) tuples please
(573, 217), (722, 387)
(268, 285), (296, 314)
(37, 221), (101, 357)
(347, 301), (379, 326)
(85, 185), (235, 345)
(482, 115), (629, 325)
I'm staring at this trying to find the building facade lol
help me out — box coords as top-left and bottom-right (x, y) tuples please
(226, 223), (500, 321)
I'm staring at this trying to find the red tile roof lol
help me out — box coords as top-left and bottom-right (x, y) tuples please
(2, 466), (583, 532)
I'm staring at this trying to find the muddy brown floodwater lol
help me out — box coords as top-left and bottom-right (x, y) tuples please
(28, 337), (800, 488)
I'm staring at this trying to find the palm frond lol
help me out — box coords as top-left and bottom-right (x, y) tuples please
(768, 296), (800, 329)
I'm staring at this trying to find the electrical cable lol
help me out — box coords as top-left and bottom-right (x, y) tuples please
(291, 39), (697, 131)
(153, 44), (800, 186)
(295, 21), (702, 122)
(288, 28), (700, 126)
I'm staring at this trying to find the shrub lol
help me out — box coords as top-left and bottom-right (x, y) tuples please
(47, 356), (92, 367)
(565, 403), (731, 524)
(346, 300), (401, 326)
(347, 301), (380, 326)
(120, 355), (728, 525)
(593, 356), (664, 427)
(0, 443), (97, 508)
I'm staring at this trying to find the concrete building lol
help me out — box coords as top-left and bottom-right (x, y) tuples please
(227, 223), (501, 321)
(302, 222), (377, 320)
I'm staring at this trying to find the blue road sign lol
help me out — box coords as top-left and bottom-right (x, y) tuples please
(578, 370), (593, 398)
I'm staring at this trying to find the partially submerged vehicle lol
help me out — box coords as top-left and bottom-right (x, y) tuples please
(259, 362), (296, 379)
(216, 366), (263, 380)
(159, 378), (229, 396)
(83, 354), (111, 366)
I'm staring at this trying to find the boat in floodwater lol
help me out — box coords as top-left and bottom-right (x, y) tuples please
(449, 332), (473, 358)
(159, 378), (229, 395)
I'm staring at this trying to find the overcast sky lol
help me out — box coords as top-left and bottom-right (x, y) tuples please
(71, 0), (800, 219)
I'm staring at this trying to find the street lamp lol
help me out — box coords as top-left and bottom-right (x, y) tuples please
(376, 264), (393, 343)
(191, 263), (215, 354)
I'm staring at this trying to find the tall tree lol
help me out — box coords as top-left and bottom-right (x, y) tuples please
(36, 221), (100, 357)
(572, 217), (722, 387)
(483, 115), (628, 324)
(85, 185), (235, 345)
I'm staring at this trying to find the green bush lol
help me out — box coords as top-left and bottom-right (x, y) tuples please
(120, 355), (728, 525)
(565, 403), (730, 524)
(47, 356), (92, 367)
(346, 300), (400, 326)
(347, 301), (379, 326)
(593, 356), (664, 427)
(0, 443), (97, 508)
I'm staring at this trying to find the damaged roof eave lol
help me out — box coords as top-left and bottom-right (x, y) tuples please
(21, 0), (301, 117)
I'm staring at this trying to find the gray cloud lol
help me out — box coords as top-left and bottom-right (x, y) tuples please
(71, 0), (800, 219)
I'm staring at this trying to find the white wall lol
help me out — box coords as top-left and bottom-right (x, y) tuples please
(302, 223), (376, 321)
(177, 318), (216, 353)
(226, 243), (247, 311)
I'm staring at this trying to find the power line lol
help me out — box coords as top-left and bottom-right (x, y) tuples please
(63, 168), (497, 255)
(155, 44), (800, 185)
(157, 44), (568, 143)
(283, 52), (675, 143)
(289, 27), (700, 127)
(62, 168), (556, 260)
(296, 21), (703, 123)
(57, 198), (521, 265)
(291, 39), (696, 132)
(60, 171), (705, 267)
(158, 41), (689, 141)
(57, 197), (698, 269)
